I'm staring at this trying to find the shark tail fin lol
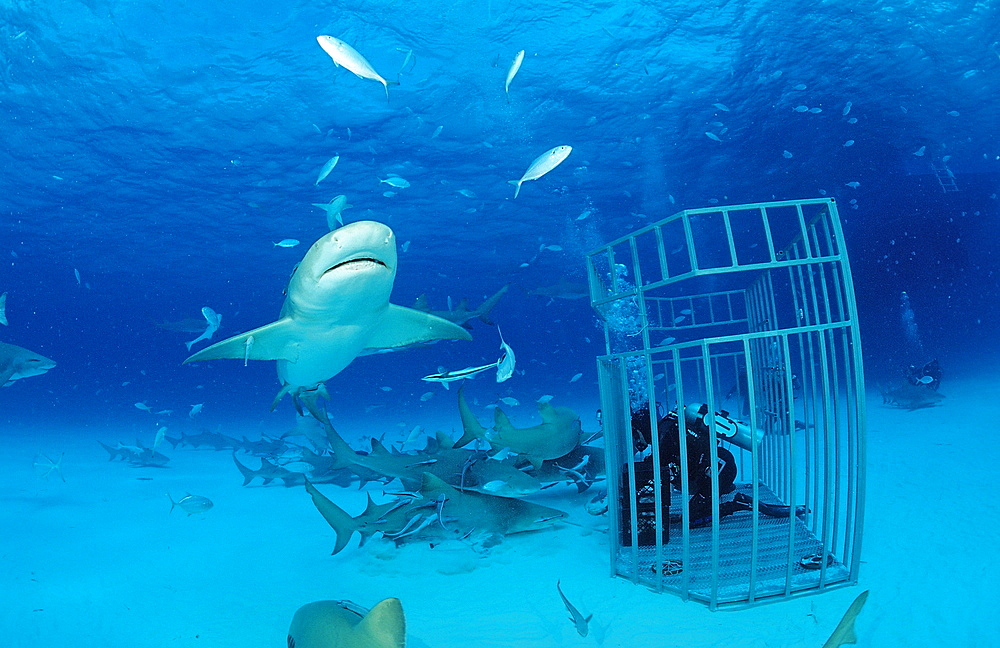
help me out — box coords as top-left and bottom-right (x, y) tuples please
(322, 423), (356, 471)
(355, 597), (406, 648)
(476, 284), (510, 325)
(454, 384), (488, 448)
(232, 453), (256, 487)
(98, 440), (117, 460)
(823, 590), (869, 648)
(304, 479), (359, 555)
(508, 179), (522, 199)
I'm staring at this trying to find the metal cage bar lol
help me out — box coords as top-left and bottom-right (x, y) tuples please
(589, 198), (866, 609)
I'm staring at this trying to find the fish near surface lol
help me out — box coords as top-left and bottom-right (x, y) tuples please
(0, 341), (56, 387)
(183, 221), (471, 405)
(316, 35), (398, 102)
(304, 472), (564, 554)
(288, 598), (405, 648)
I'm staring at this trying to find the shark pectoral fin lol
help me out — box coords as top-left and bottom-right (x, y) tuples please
(355, 598), (406, 648)
(363, 304), (473, 352)
(182, 318), (300, 364)
(0, 365), (16, 386)
(526, 455), (545, 471)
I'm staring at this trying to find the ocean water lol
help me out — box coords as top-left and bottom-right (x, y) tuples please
(2, 0), (999, 646)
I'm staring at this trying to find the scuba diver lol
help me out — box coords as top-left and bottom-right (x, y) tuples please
(629, 404), (803, 531)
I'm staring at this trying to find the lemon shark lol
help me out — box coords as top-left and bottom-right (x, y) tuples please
(0, 341), (56, 387)
(288, 598), (405, 648)
(183, 221), (471, 406)
(455, 385), (582, 469)
(322, 422), (542, 497)
(304, 473), (565, 554)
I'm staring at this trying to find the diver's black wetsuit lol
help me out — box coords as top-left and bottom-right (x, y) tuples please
(630, 406), (743, 527)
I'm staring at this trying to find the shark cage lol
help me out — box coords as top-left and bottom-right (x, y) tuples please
(587, 198), (865, 609)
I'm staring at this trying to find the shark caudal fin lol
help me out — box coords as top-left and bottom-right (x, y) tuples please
(303, 479), (359, 555)
(232, 453), (257, 487)
(822, 590), (869, 648)
(320, 423), (357, 471)
(454, 383), (489, 448)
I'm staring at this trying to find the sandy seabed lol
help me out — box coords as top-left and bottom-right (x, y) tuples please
(1, 380), (997, 648)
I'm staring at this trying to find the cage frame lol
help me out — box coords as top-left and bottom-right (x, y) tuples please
(588, 198), (866, 609)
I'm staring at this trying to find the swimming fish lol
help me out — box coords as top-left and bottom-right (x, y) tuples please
(379, 176), (410, 189)
(312, 195), (354, 230)
(244, 335), (255, 366)
(32, 453), (65, 482)
(712, 102), (729, 111)
(505, 49), (525, 103)
(557, 580), (592, 637)
(167, 493), (214, 516)
(705, 132), (722, 142)
(509, 145), (572, 199)
(134, 402), (153, 413)
(496, 327), (515, 383)
(274, 239), (301, 248)
(431, 125), (443, 138)
(185, 307), (222, 351)
(315, 155), (340, 186)
(0, 292), (6, 326)
(422, 362), (498, 388)
(316, 35), (397, 102)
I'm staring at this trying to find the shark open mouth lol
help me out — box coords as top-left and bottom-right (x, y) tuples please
(321, 256), (388, 277)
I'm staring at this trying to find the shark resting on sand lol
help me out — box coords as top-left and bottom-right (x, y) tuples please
(0, 341), (56, 387)
(184, 221), (471, 412)
(288, 598), (405, 648)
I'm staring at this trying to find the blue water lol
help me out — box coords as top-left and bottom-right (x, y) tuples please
(3, 1), (1000, 431)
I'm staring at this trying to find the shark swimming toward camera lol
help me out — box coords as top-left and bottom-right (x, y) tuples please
(183, 221), (472, 407)
(288, 598), (406, 648)
(0, 341), (56, 387)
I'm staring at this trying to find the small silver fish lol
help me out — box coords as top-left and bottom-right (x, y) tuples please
(315, 155), (340, 186)
(505, 49), (525, 103)
(0, 291), (7, 326)
(316, 35), (396, 102)
(243, 335), (254, 366)
(705, 132), (722, 142)
(274, 239), (300, 248)
(379, 176), (410, 188)
(509, 145), (572, 199)
(168, 493), (214, 516)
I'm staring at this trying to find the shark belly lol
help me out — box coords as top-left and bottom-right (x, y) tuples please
(276, 322), (372, 388)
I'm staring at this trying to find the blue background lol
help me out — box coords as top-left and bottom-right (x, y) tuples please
(2, 0), (998, 432)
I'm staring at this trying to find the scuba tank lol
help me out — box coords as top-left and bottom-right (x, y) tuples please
(683, 404), (764, 451)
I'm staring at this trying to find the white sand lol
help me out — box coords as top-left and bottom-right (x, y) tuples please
(2, 381), (997, 647)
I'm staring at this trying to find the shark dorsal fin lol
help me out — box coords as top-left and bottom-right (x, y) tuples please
(420, 472), (457, 497)
(354, 597), (406, 648)
(370, 439), (390, 455)
(494, 407), (513, 430)
(435, 430), (455, 450)
(413, 294), (430, 311)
